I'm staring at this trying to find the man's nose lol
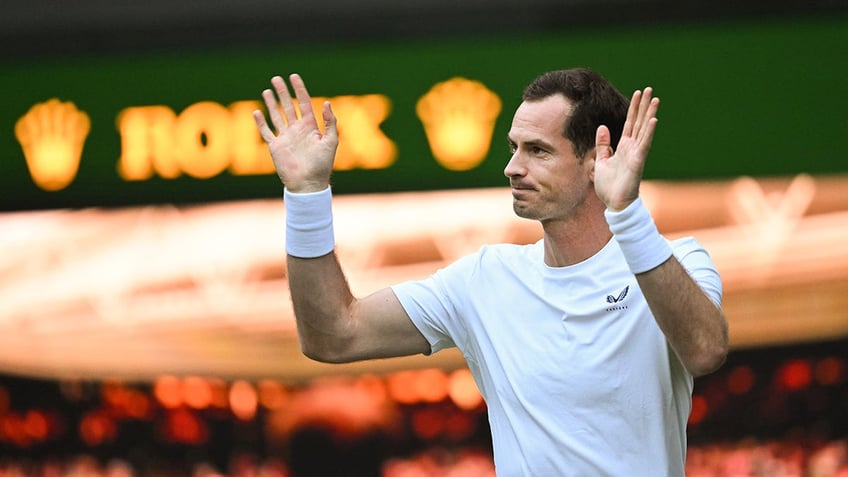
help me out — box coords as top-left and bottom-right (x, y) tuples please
(504, 152), (524, 178)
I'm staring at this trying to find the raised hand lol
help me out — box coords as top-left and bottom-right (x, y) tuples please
(253, 74), (339, 193)
(593, 87), (659, 211)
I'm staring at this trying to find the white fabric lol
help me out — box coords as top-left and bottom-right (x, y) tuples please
(605, 197), (674, 274)
(392, 236), (722, 476)
(283, 187), (335, 258)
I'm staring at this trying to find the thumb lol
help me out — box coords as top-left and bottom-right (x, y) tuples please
(595, 125), (613, 161)
(322, 101), (338, 142)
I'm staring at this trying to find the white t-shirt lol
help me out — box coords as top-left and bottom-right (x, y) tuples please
(391, 236), (722, 476)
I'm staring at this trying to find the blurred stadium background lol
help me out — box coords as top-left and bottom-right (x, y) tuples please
(1, 0), (847, 475)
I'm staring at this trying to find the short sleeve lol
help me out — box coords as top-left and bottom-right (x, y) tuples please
(391, 254), (479, 355)
(670, 236), (723, 306)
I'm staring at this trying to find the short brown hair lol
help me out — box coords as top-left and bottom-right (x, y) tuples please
(523, 68), (629, 160)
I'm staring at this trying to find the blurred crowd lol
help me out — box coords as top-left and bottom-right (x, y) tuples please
(2, 439), (848, 477)
(687, 438), (848, 477)
(0, 340), (845, 476)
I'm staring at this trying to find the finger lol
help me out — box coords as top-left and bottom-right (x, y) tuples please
(595, 125), (613, 161)
(252, 109), (276, 143)
(262, 88), (286, 133)
(322, 101), (338, 143)
(289, 73), (319, 129)
(271, 75), (298, 125)
(633, 87), (653, 134)
(622, 89), (641, 138)
(637, 97), (660, 143)
(638, 117), (659, 152)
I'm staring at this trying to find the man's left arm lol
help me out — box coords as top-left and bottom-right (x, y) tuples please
(633, 247), (728, 377)
(594, 87), (729, 377)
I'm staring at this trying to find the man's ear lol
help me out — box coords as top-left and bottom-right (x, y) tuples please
(585, 147), (597, 182)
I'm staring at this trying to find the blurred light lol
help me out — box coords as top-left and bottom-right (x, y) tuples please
(153, 375), (183, 409)
(229, 380), (258, 421)
(727, 365), (756, 395)
(354, 374), (388, 405)
(688, 395), (709, 425)
(387, 371), (419, 405)
(2, 413), (30, 447)
(416, 77), (502, 171)
(415, 369), (449, 403)
(15, 98), (90, 191)
(182, 376), (213, 410)
(411, 407), (445, 440)
(79, 411), (117, 447)
(386, 369), (450, 405)
(23, 410), (48, 440)
(258, 379), (289, 410)
(209, 378), (231, 409)
(100, 381), (153, 420)
(101, 381), (126, 405)
(777, 359), (813, 391)
(126, 392), (152, 420)
(448, 369), (483, 410)
(163, 408), (207, 445)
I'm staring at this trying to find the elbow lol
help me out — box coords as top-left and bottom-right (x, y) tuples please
(688, 338), (729, 378)
(689, 347), (728, 377)
(299, 338), (356, 364)
(294, 314), (361, 364)
(687, 308), (730, 377)
(300, 344), (333, 363)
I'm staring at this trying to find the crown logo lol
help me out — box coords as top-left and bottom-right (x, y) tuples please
(416, 78), (502, 171)
(15, 98), (91, 191)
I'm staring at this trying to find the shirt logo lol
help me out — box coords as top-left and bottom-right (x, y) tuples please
(606, 286), (629, 304)
(605, 286), (629, 312)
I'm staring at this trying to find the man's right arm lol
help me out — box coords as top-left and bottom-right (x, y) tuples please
(253, 73), (430, 363)
(288, 254), (431, 363)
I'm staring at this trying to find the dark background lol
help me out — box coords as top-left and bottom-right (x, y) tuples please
(3, 0), (847, 60)
(3, 1), (848, 211)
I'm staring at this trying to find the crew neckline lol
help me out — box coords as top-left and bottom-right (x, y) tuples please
(540, 237), (617, 276)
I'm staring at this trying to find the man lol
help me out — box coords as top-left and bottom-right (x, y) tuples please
(252, 68), (729, 476)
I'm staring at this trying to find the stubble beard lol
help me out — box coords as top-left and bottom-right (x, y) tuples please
(512, 200), (544, 222)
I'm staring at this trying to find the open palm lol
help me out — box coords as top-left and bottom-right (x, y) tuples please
(594, 87), (659, 211)
(253, 74), (339, 193)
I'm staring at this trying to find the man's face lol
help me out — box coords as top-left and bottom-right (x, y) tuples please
(504, 95), (594, 223)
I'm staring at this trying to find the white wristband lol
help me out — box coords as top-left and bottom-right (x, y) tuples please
(284, 187), (335, 258)
(605, 197), (672, 274)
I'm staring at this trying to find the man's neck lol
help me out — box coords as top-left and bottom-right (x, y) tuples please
(541, 212), (612, 268)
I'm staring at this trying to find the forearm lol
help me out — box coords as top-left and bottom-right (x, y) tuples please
(287, 253), (357, 361)
(635, 257), (728, 376)
(283, 186), (355, 361)
(606, 198), (728, 377)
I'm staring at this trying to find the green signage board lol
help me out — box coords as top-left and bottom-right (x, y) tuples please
(1, 16), (846, 211)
